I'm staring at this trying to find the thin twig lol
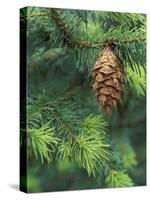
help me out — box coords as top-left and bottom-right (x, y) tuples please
(51, 110), (76, 143)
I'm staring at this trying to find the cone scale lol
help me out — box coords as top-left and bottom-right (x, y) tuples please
(92, 41), (124, 114)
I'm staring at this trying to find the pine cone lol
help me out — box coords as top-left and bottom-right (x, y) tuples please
(92, 42), (124, 114)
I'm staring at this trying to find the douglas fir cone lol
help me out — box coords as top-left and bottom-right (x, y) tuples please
(92, 41), (124, 114)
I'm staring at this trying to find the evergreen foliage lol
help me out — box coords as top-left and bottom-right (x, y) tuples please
(105, 170), (134, 188)
(126, 66), (146, 96)
(27, 123), (59, 163)
(20, 7), (146, 192)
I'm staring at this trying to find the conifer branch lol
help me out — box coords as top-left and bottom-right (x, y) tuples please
(105, 170), (134, 187)
(22, 9), (146, 49)
(50, 110), (76, 142)
(20, 13), (47, 19)
(50, 8), (146, 48)
(50, 8), (93, 48)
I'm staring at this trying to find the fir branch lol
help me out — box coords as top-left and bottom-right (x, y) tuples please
(54, 113), (111, 176)
(57, 141), (72, 159)
(50, 8), (93, 48)
(20, 13), (47, 19)
(105, 170), (134, 187)
(101, 12), (146, 28)
(81, 114), (108, 134)
(72, 131), (110, 176)
(125, 65), (146, 96)
(104, 26), (146, 44)
(27, 123), (59, 163)
(50, 110), (76, 142)
(24, 9), (146, 49)
(50, 9), (146, 48)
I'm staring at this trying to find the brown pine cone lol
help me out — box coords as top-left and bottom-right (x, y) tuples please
(92, 41), (124, 114)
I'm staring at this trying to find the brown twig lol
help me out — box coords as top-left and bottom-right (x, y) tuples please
(20, 13), (47, 19)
